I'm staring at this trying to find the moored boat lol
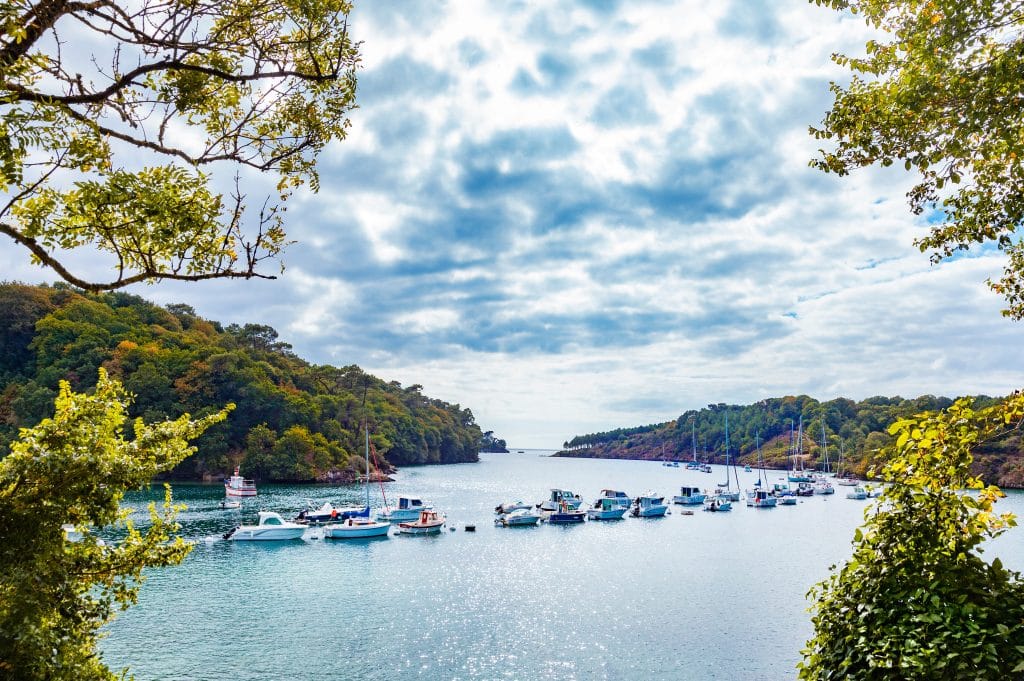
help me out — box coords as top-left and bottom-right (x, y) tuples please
(376, 495), (432, 522)
(224, 467), (257, 497)
(631, 493), (668, 518)
(325, 424), (391, 540)
(703, 495), (732, 512)
(595, 489), (632, 509)
(672, 486), (707, 505)
(397, 509), (446, 534)
(587, 498), (628, 520)
(494, 500), (533, 514)
(846, 485), (868, 500)
(225, 511), (305, 541)
(323, 516), (391, 539)
(745, 489), (778, 508)
(498, 508), (542, 526)
(546, 501), (586, 523)
(539, 488), (582, 512)
(296, 501), (369, 524)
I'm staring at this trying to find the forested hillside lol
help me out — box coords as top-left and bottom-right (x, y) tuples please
(559, 395), (1024, 488)
(0, 283), (489, 481)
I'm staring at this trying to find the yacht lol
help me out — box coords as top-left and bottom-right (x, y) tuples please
(224, 467), (257, 497)
(225, 512), (305, 541)
(595, 489), (632, 509)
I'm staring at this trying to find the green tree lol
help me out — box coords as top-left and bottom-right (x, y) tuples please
(811, 0), (1024, 317)
(0, 370), (230, 680)
(799, 395), (1024, 679)
(1, 0), (359, 290)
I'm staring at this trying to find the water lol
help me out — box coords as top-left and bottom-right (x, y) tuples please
(101, 452), (1024, 680)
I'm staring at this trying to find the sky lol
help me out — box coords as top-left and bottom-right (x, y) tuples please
(4, 0), (1024, 448)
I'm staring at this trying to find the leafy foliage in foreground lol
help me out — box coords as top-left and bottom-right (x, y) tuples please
(810, 0), (1024, 318)
(0, 283), (486, 480)
(0, 371), (229, 680)
(798, 395), (1024, 680)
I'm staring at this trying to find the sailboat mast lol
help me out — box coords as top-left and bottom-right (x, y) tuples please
(820, 422), (830, 474)
(691, 420), (697, 463)
(723, 412), (730, 490)
(364, 425), (371, 509)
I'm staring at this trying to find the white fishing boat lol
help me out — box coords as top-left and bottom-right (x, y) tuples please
(595, 489), (632, 509)
(746, 489), (778, 508)
(703, 495), (732, 512)
(631, 493), (668, 518)
(539, 488), (582, 512)
(672, 486), (707, 505)
(497, 508), (542, 526)
(587, 497), (628, 520)
(224, 511), (305, 541)
(846, 485), (868, 500)
(219, 499), (241, 509)
(323, 426), (391, 540)
(376, 495), (432, 522)
(398, 509), (446, 534)
(814, 479), (835, 495)
(494, 500), (533, 514)
(224, 467), (257, 497)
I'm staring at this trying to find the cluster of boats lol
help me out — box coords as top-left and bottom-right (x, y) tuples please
(494, 488), (670, 526)
(222, 495), (449, 541)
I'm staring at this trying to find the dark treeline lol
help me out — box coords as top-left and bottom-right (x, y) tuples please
(559, 395), (1024, 487)
(0, 283), (493, 482)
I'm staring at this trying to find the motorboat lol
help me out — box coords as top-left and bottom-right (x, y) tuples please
(494, 500), (533, 514)
(746, 489), (778, 508)
(703, 495), (732, 512)
(595, 489), (632, 509)
(397, 509), (446, 534)
(539, 489), (582, 512)
(631, 494), (668, 518)
(323, 516), (391, 539)
(546, 500), (586, 523)
(224, 512), (305, 541)
(846, 486), (868, 500)
(814, 480), (835, 495)
(219, 499), (241, 509)
(376, 495), (432, 522)
(700, 464), (713, 473)
(224, 467), (257, 497)
(777, 495), (797, 506)
(587, 498), (628, 520)
(497, 508), (542, 526)
(672, 486), (707, 505)
(296, 501), (368, 524)
(771, 483), (794, 497)
(794, 482), (815, 497)
(836, 477), (860, 487)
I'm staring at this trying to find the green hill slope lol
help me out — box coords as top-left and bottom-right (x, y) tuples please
(0, 283), (491, 482)
(558, 395), (1024, 488)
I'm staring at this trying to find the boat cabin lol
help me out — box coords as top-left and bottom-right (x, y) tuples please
(396, 496), (426, 510)
(257, 511), (287, 526)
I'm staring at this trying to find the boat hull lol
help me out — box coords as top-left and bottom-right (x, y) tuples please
(397, 522), (445, 534)
(323, 521), (391, 539)
(672, 496), (705, 505)
(631, 506), (668, 517)
(377, 508), (429, 522)
(586, 508), (627, 520)
(225, 486), (257, 497)
(547, 512), (586, 523)
(228, 527), (305, 541)
(501, 515), (541, 526)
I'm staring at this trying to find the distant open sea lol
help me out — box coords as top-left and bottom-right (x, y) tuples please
(100, 451), (1024, 680)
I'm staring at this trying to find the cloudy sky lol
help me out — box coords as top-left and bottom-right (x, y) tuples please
(4, 0), (1024, 447)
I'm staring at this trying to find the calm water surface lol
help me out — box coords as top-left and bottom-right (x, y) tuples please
(101, 451), (1024, 680)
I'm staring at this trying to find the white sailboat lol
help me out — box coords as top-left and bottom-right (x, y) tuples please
(324, 426), (390, 540)
(716, 412), (741, 502)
